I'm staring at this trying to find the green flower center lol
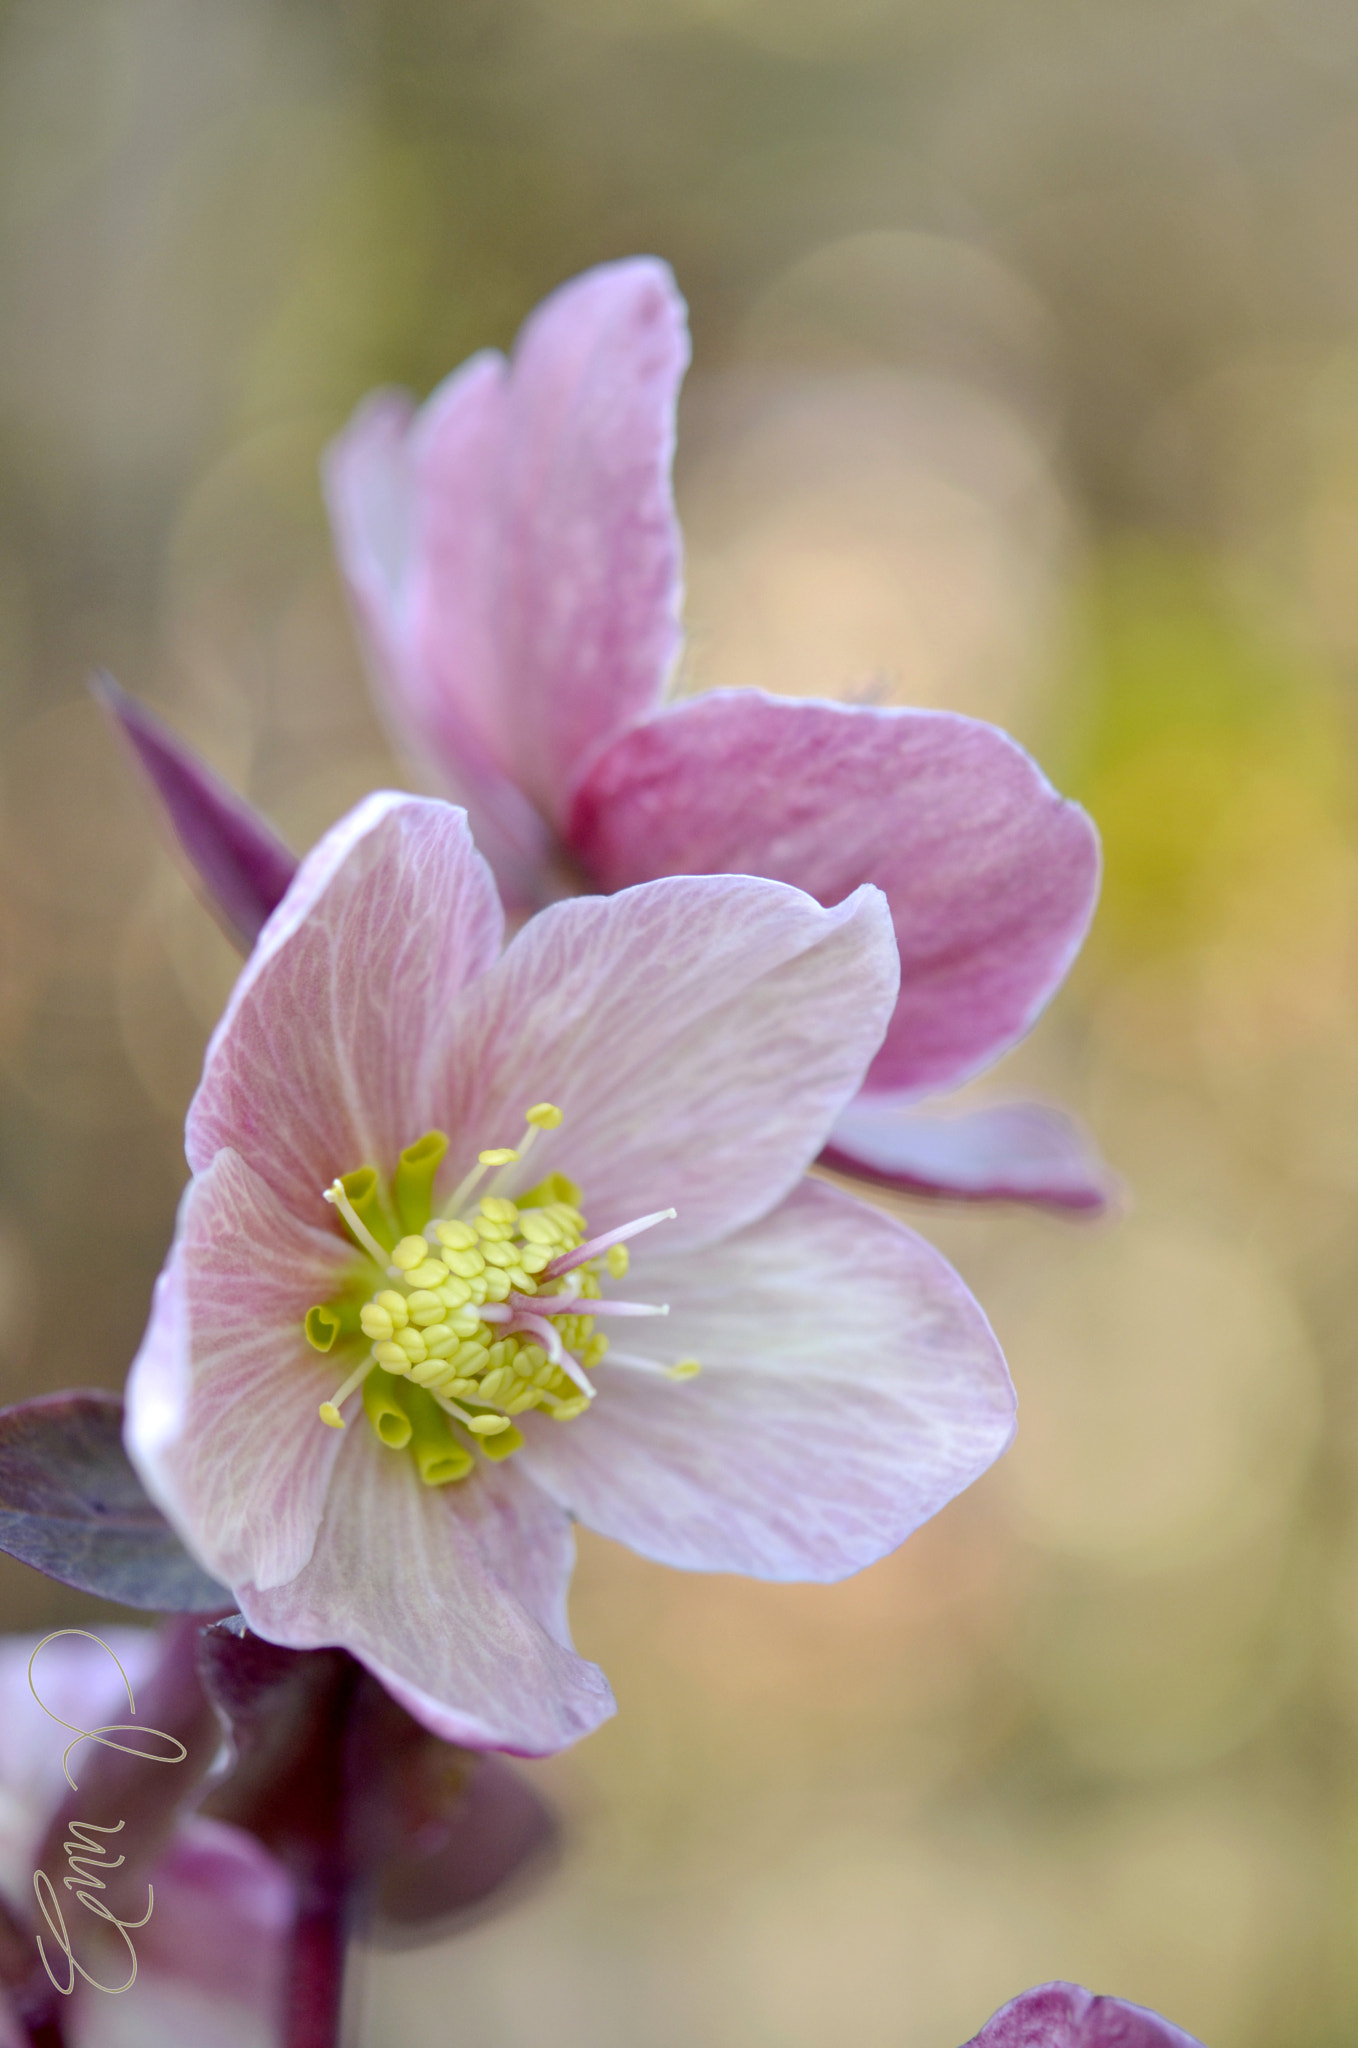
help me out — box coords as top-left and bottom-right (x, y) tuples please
(304, 1105), (697, 1486)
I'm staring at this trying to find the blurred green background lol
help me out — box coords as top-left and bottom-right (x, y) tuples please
(2, 1), (1357, 2043)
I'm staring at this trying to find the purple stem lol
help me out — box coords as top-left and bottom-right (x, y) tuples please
(283, 1891), (349, 2048)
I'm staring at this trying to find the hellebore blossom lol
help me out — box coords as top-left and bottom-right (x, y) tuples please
(125, 792), (1015, 1756)
(963, 1981), (1205, 2047)
(325, 257), (1110, 1212)
(0, 1629), (292, 2048)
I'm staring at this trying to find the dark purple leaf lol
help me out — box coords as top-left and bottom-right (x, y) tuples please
(93, 671), (298, 953)
(0, 1391), (231, 1612)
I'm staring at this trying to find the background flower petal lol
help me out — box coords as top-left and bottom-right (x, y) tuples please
(186, 794), (504, 1220)
(74, 1817), (295, 2048)
(325, 259), (689, 892)
(963, 1980), (1205, 2046)
(324, 379), (559, 910)
(824, 1095), (1118, 1213)
(432, 873), (899, 1255)
(569, 691), (1100, 1097)
(239, 1427), (614, 1757)
(516, 1178), (1014, 1579)
(126, 1151), (351, 1596)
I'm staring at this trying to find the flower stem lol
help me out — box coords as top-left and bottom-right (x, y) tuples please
(283, 1889), (349, 2048)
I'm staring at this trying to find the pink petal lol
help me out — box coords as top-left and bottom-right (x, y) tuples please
(239, 1426), (614, 1757)
(75, 1817), (294, 2048)
(431, 873), (899, 1256)
(516, 1178), (1014, 1579)
(325, 259), (689, 899)
(0, 1630), (159, 1879)
(824, 1094), (1118, 1212)
(569, 691), (1100, 1098)
(125, 1150), (352, 1595)
(965, 1981), (1205, 2046)
(325, 380), (558, 910)
(186, 793), (503, 1222)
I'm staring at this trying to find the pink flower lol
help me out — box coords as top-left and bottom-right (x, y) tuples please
(0, 1629), (292, 2048)
(964, 1981), (1205, 2046)
(125, 793), (1014, 1756)
(326, 259), (1110, 1214)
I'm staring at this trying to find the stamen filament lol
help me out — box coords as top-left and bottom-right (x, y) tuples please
(317, 1353), (378, 1429)
(543, 1208), (677, 1279)
(323, 1181), (389, 1266)
(443, 1147), (519, 1219)
(428, 1390), (513, 1436)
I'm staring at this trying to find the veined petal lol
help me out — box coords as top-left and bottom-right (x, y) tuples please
(516, 1178), (1014, 1579)
(186, 794), (503, 1220)
(325, 259), (689, 893)
(824, 1095), (1118, 1213)
(238, 1427), (614, 1758)
(569, 691), (1100, 1098)
(324, 379), (558, 911)
(433, 873), (899, 1255)
(125, 1151), (352, 1595)
(964, 1981), (1205, 2046)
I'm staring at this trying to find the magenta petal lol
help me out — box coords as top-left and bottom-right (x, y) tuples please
(95, 673), (298, 953)
(239, 1428), (614, 1757)
(125, 1150), (352, 1595)
(517, 1179), (1014, 1579)
(325, 260), (689, 885)
(964, 1981), (1205, 2047)
(433, 873), (899, 1256)
(187, 793), (504, 1220)
(824, 1095), (1118, 1213)
(569, 691), (1100, 1098)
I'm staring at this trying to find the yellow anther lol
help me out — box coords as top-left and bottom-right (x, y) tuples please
(395, 1327), (427, 1361)
(360, 1304), (395, 1341)
(551, 1396), (590, 1422)
(318, 1403), (345, 1429)
(479, 1148), (518, 1167)
(480, 1195), (518, 1224)
(407, 1257), (450, 1290)
(436, 1276), (472, 1309)
(518, 1245), (553, 1273)
(606, 1244), (630, 1279)
(375, 1290), (409, 1328)
(465, 1414), (513, 1437)
(517, 1214), (558, 1247)
(433, 1220), (478, 1251)
(482, 1268), (511, 1301)
(403, 1290), (442, 1326)
(422, 1326), (457, 1358)
(481, 1241), (519, 1269)
(442, 1248), (485, 1279)
(372, 1341), (410, 1370)
(526, 1103), (562, 1129)
(391, 1235), (431, 1272)
(668, 1358), (702, 1379)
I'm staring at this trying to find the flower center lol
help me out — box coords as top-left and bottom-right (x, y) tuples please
(304, 1104), (697, 1486)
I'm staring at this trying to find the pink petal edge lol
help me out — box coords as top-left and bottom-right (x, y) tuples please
(569, 691), (1101, 1099)
(823, 1095), (1118, 1213)
(963, 1980), (1206, 2047)
(238, 1426), (615, 1757)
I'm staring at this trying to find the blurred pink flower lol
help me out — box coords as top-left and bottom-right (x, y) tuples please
(964, 1981), (1205, 2046)
(126, 792), (1014, 1756)
(326, 259), (1110, 1213)
(0, 1630), (292, 2048)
